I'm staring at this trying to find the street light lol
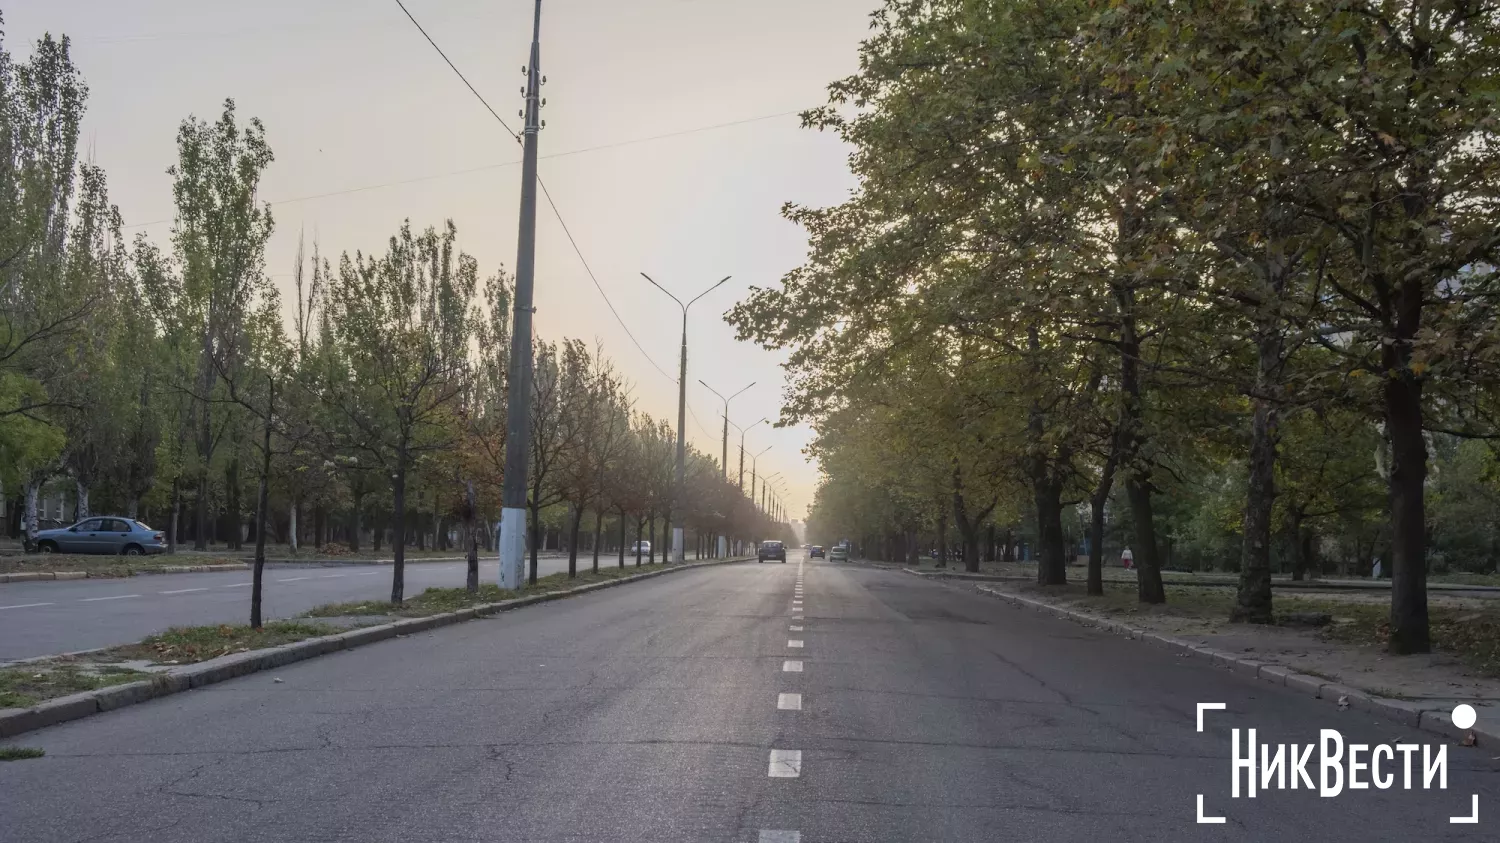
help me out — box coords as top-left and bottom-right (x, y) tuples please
(764, 472), (784, 515)
(749, 445), (773, 513)
(769, 477), (788, 520)
(641, 272), (731, 564)
(699, 379), (754, 479)
(729, 417), (769, 493)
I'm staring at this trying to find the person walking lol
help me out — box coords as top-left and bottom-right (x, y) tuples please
(1121, 546), (1134, 570)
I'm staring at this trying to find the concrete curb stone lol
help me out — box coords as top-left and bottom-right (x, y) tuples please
(0, 556), (751, 740)
(0, 563), (250, 582)
(969, 583), (1493, 748)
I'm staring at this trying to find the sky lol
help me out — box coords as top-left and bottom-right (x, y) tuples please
(7, 0), (881, 520)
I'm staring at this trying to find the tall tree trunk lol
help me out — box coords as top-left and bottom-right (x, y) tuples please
(1114, 186), (1166, 604)
(936, 509), (948, 569)
(528, 500), (541, 585)
(1117, 316), (1165, 603)
(288, 502), (298, 553)
(22, 480), (41, 551)
(647, 514), (657, 564)
(592, 508), (604, 573)
(194, 470), (209, 550)
(567, 503), (583, 578)
(1234, 393), (1279, 622)
(662, 506), (673, 563)
(75, 480), (90, 521)
(230, 459), (245, 551)
(618, 510), (627, 568)
(985, 523), (996, 563)
(349, 494), (364, 553)
(465, 481), (479, 593)
(168, 476), (181, 554)
(1385, 345), (1430, 653)
(390, 457), (408, 604)
(1034, 478), (1067, 586)
(635, 518), (645, 566)
(251, 387), (274, 629)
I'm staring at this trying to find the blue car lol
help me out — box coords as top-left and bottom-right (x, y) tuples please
(33, 517), (167, 556)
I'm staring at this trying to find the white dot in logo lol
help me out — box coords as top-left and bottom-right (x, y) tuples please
(1451, 703), (1477, 730)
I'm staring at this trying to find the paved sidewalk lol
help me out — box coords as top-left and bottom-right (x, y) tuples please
(962, 577), (1500, 744)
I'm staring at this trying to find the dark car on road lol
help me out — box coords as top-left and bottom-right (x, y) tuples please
(809, 545), (825, 558)
(32, 517), (166, 555)
(758, 540), (787, 563)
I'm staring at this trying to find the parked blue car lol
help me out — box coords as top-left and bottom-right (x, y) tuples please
(33, 517), (167, 555)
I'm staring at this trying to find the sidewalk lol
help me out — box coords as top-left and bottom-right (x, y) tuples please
(950, 575), (1500, 745)
(903, 558), (1500, 593)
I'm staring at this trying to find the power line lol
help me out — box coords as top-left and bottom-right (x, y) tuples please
(393, 0), (519, 141)
(120, 110), (798, 231)
(390, 0), (725, 450)
(535, 176), (675, 384)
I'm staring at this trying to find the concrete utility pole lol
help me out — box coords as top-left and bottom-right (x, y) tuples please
(750, 445), (772, 517)
(732, 417), (768, 493)
(700, 380), (754, 479)
(499, 0), (545, 591)
(764, 472), (782, 515)
(641, 273), (730, 564)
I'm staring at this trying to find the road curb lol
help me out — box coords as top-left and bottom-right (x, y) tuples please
(900, 567), (1500, 593)
(0, 564), (250, 582)
(969, 584), (1499, 748)
(0, 555), (591, 580)
(0, 556), (751, 739)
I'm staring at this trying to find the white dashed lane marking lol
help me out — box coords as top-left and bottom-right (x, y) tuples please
(0, 602), (54, 610)
(159, 588), (207, 595)
(78, 594), (139, 602)
(789, 625), (803, 631)
(768, 749), (802, 778)
(777, 693), (802, 711)
(783, 660), (803, 672)
(276, 577), (311, 582)
(787, 640), (803, 648)
(759, 832), (800, 842)
(221, 582), (253, 588)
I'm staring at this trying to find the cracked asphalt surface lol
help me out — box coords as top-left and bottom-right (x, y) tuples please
(2, 552), (1497, 841)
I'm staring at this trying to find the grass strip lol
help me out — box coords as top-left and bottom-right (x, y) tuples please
(0, 747), (45, 760)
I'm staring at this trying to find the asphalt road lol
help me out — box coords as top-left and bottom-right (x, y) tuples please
(0, 552), (652, 661)
(2, 552), (1497, 842)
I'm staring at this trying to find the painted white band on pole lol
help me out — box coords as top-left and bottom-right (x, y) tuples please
(673, 526), (685, 563)
(499, 507), (527, 590)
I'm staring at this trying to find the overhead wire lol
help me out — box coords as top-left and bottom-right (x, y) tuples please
(391, 0), (731, 451)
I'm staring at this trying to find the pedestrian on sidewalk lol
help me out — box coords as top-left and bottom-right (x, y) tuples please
(1121, 546), (1134, 569)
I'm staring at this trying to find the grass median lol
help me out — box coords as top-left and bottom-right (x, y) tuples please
(2, 558), (724, 711)
(0, 664), (149, 709)
(1008, 581), (1500, 678)
(0, 553), (245, 578)
(302, 560), (699, 619)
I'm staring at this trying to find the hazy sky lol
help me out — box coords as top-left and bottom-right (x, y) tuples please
(8, 0), (881, 519)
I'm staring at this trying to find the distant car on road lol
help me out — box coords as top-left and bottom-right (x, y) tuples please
(829, 546), (849, 563)
(809, 545), (825, 558)
(32, 517), (166, 556)
(629, 540), (652, 556)
(758, 540), (786, 563)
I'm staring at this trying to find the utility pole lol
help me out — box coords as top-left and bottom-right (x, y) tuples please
(700, 380), (754, 479)
(498, 0), (545, 591)
(750, 445), (772, 517)
(731, 417), (768, 493)
(641, 273), (730, 564)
